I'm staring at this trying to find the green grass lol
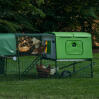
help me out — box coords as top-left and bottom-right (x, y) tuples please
(0, 53), (99, 99)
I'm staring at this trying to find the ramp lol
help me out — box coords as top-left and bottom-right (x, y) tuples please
(22, 55), (41, 75)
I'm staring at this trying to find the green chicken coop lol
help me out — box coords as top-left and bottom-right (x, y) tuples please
(0, 32), (93, 79)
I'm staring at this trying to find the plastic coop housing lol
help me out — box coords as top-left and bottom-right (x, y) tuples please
(42, 32), (92, 60)
(0, 32), (92, 60)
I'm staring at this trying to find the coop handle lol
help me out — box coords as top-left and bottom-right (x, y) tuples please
(60, 36), (71, 38)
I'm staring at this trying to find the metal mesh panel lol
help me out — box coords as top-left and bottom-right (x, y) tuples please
(57, 61), (92, 78)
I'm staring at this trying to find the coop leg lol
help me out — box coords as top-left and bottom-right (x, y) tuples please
(18, 56), (21, 80)
(90, 60), (93, 78)
(4, 58), (7, 76)
(40, 55), (42, 65)
(73, 62), (76, 73)
(55, 61), (58, 77)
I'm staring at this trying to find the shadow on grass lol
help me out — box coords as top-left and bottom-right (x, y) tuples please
(0, 72), (92, 82)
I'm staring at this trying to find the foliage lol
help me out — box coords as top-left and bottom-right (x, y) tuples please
(0, 0), (45, 33)
(0, 0), (99, 38)
(39, 0), (99, 33)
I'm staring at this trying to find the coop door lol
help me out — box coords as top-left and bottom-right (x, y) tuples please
(66, 40), (83, 55)
(42, 38), (56, 59)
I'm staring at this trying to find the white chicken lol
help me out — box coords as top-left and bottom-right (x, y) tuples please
(31, 37), (41, 54)
(32, 37), (41, 48)
(50, 67), (59, 75)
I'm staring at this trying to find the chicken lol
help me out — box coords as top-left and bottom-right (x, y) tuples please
(32, 37), (41, 48)
(36, 64), (57, 77)
(31, 37), (41, 54)
(36, 64), (50, 73)
(50, 68), (56, 75)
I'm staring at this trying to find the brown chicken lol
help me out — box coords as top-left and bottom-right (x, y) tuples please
(36, 64), (51, 77)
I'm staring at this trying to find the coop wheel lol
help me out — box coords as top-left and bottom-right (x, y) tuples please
(61, 70), (71, 78)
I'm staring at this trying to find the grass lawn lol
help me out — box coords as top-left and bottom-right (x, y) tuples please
(0, 53), (99, 99)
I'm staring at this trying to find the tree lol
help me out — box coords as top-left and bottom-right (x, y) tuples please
(0, 0), (45, 33)
(0, 0), (98, 37)
(38, 0), (99, 33)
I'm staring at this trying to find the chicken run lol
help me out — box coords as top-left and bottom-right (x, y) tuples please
(18, 35), (57, 77)
(0, 32), (94, 79)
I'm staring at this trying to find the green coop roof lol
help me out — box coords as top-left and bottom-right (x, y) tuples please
(0, 33), (16, 56)
(52, 32), (91, 38)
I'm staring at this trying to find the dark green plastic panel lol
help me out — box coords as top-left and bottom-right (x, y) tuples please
(0, 34), (16, 56)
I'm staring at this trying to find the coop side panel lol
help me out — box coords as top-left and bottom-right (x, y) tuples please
(56, 37), (92, 59)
